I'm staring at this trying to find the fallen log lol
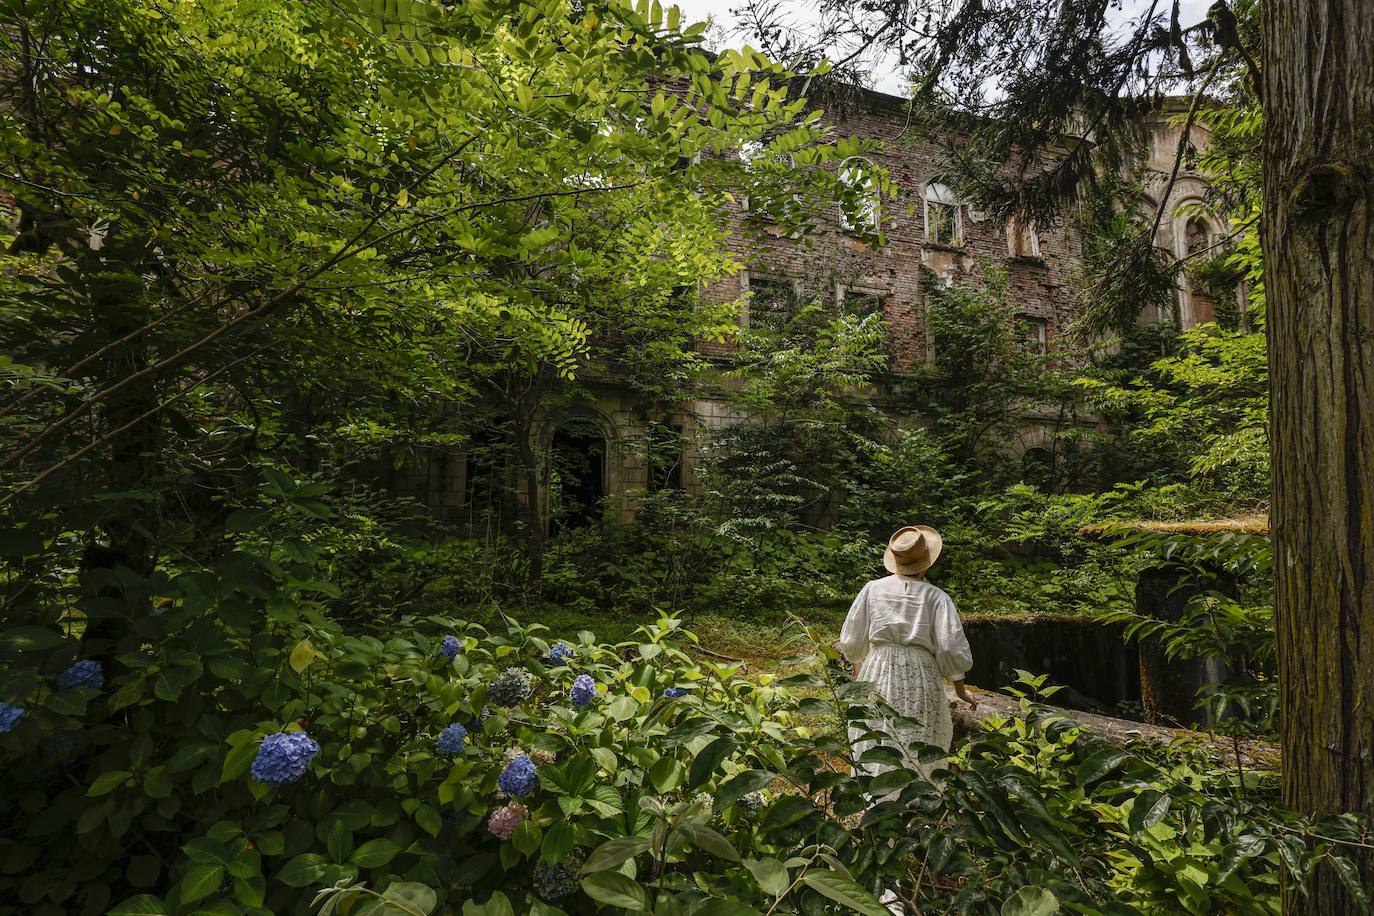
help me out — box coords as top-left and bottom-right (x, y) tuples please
(947, 684), (1280, 770)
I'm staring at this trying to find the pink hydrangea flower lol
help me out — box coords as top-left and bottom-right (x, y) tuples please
(487, 802), (528, 840)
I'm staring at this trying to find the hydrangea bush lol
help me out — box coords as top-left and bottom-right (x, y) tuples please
(0, 542), (1367, 915)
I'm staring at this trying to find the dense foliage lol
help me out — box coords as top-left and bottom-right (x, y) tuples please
(3, 0), (1371, 911)
(3, 514), (1367, 916)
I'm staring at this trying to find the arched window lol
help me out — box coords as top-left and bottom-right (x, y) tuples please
(1185, 217), (1213, 257)
(839, 157), (880, 232)
(924, 182), (962, 246)
(1020, 445), (1055, 490)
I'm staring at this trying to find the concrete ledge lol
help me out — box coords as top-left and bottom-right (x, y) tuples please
(947, 684), (1280, 770)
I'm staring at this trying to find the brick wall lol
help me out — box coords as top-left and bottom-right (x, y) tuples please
(701, 89), (1086, 372)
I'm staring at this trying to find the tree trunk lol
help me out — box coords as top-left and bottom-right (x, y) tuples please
(514, 392), (545, 587)
(1263, 0), (1374, 908)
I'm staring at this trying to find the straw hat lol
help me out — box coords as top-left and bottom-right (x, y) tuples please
(882, 525), (943, 576)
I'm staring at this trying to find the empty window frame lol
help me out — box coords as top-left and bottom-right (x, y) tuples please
(746, 275), (795, 331)
(1007, 212), (1041, 258)
(839, 158), (880, 232)
(739, 140), (795, 222)
(839, 287), (885, 318)
(1014, 313), (1048, 354)
(924, 182), (962, 246)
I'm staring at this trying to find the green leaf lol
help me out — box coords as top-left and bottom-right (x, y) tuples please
(689, 736), (736, 789)
(0, 625), (66, 652)
(511, 819), (541, 856)
(857, 746), (906, 767)
(224, 508), (272, 533)
(1327, 853), (1371, 910)
(761, 796), (814, 829)
(350, 838), (401, 868)
(414, 804), (442, 837)
(47, 687), (91, 714)
(322, 818), (352, 863)
(88, 770), (131, 797)
(1000, 886), (1060, 916)
(798, 870), (890, 916)
(541, 821), (576, 864)
(744, 858), (790, 897)
(1127, 789), (1171, 835)
(107, 895), (168, 916)
(277, 853), (328, 887)
(366, 881), (439, 915)
(581, 836), (652, 873)
(461, 891), (513, 916)
(716, 769), (775, 811)
(179, 863), (225, 905)
(867, 769), (914, 797)
(289, 638), (317, 673)
(581, 872), (652, 911)
(1075, 748), (1128, 787)
(220, 741), (257, 783)
(590, 746), (619, 774)
(648, 756), (684, 793)
(678, 822), (740, 862)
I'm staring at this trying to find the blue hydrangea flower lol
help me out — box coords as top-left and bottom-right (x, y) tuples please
(57, 660), (103, 690)
(45, 732), (78, 762)
(663, 687), (687, 699)
(437, 722), (467, 755)
(548, 642), (575, 666)
(533, 851), (585, 899)
(570, 674), (597, 707)
(498, 754), (538, 797)
(250, 731), (320, 786)
(440, 635), (461, 659)
(0, 702), (25, 734)
(488, 667), (534, 707)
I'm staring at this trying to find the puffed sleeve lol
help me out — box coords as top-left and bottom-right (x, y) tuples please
(837, 582), (872, 666)
(933, 591), (973, 681)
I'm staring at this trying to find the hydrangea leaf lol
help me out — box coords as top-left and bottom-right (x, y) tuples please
(108, 895), (168, 916)
(581, 871), (652, 910)
(797, 869), (890, 916)
(178, 863), (225, 905)
(581, 836), (652, 873)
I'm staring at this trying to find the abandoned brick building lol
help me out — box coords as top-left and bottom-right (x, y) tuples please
(391, 87), (1235, 531)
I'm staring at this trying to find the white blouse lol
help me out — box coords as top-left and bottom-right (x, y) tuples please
(837, 575), (974, 681)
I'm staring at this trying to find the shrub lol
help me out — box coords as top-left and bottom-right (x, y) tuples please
(2, 554), (1367, 916)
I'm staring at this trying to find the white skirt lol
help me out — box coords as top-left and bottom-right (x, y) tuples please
(848, 642), (954, 781)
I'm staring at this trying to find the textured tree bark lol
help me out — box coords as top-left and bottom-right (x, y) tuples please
(1263, 0), (1374, 908)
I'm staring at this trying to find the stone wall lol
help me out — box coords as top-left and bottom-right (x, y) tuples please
(701, 89), (1086, 373)
(389, 91), (1220, 532)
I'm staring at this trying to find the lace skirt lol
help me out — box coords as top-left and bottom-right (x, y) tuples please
(848, 642), (953, 781)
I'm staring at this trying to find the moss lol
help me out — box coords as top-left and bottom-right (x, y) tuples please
(1079, 514), (1269, 538)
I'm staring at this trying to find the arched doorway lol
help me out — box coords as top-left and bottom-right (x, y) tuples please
(548, 417), (607, 534)
(1020, 445), (1056, 491)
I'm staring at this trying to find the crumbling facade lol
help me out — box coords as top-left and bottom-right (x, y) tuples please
(389, 87), (1226, 530)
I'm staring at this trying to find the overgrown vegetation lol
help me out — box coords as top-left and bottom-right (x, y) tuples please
(3, 0), (1371, 911)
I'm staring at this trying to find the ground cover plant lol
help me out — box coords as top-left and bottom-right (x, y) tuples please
(2, 573), (1365, 916)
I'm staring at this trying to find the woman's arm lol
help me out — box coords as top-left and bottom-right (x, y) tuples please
(952, 679), (977, 710)
(836, 583), (871, 674)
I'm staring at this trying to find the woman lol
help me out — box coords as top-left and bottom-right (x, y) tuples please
(838, 525), (977, 780)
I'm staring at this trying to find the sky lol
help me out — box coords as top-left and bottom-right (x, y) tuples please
(672, 0), (1216, 95)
